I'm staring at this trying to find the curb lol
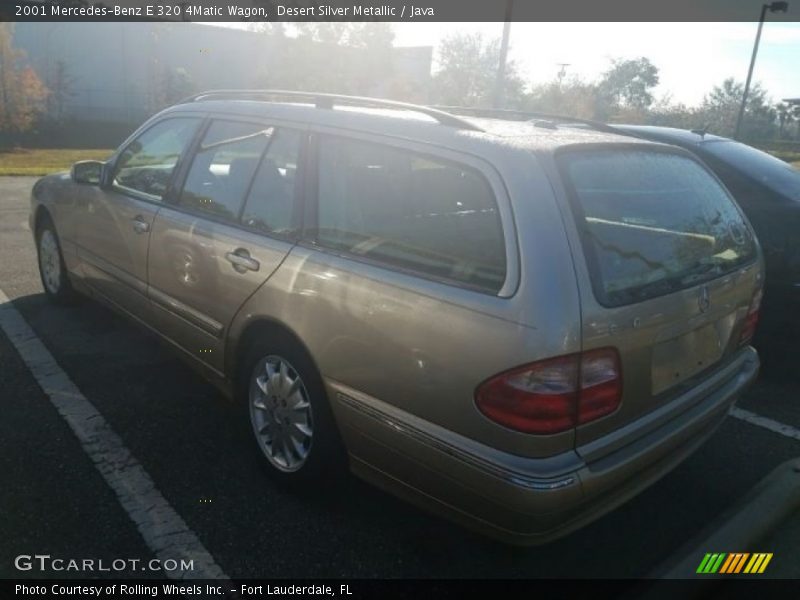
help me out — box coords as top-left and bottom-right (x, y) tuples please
(634, 456), (800, 597)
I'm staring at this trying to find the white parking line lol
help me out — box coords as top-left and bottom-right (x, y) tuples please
(731, 407), (800, 442)
(0, 287), (228, 580)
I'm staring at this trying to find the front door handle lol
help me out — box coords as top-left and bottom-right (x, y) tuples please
(132, 216), (150, 234)
(225, 248), (260, 273)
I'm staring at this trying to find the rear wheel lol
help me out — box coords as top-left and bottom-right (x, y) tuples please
(242, 335), (346, 485)
(36, 218), (75, 304)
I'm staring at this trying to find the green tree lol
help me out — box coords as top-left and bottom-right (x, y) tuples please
(431, 32), (525, 108)
(523, 57), (660, 121)
(597, 57), (660, 118)
(254, 23), (396, 97)
(647, 100), (703, 130)
(0, 23), (48, 134)
(524, 77), (602, 119)
(293, 23), (396, 48)
(775, 101), (797, 139)
(699, 78), (775, 140)
(160, 67), (196, 106)
(47, 60), (75, 122)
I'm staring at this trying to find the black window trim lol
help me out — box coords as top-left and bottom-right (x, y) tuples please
(302, 131), (511, 296)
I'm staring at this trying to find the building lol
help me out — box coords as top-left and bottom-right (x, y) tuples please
(13, 22), (433, 126)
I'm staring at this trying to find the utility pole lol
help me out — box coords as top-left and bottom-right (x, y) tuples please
(492, 0), (514, 109)
(734, 2), (789, 140)
(556, 63), (571, 86)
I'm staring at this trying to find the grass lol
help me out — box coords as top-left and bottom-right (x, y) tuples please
(0, 148), (113, 176)
(768, 151), (800, 164)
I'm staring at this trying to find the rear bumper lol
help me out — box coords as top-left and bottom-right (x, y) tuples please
(330, 346), (759, 545)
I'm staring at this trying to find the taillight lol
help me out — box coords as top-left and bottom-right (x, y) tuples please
(475, 348), (622, 434)
(739, 288), (763, 346)
(578, 348), (623, 425)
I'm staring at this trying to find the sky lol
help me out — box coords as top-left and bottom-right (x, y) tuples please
(390, 22), (800, 106)
(214, 21), (799, 107)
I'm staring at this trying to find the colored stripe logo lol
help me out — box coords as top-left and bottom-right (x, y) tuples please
(696, 552), (773, 574)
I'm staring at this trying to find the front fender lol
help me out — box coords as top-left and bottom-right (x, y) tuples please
(30, 172), (80, 267)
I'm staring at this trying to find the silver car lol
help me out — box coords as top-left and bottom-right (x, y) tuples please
(31, 91), (762, 544)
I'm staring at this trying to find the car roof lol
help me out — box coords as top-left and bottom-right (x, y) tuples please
(162, 99), (656, 155)
(609, 124), (731, 147)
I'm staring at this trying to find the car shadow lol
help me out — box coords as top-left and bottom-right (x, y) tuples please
(4, 290), (797, 578)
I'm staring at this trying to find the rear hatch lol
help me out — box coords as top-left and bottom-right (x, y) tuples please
(556, 145), (762, 447)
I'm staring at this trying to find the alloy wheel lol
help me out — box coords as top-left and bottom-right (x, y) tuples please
(39, 229), (62, 295)
(249, 355), (314, 472)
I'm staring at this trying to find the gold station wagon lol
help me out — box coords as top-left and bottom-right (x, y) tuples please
(31, 91), (762, 544)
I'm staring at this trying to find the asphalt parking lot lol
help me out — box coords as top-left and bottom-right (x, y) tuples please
(1, 176), (799, 580)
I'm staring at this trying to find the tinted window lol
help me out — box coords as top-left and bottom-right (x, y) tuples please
(113, 118), (199, 201)
(314, 137), (506, 293)
(698, 153), (766, 206)
(561, 149), (756, 306)
(240, 129), (302, 237)
(179, 121), (273, 222)
(703, 140), (800, 202)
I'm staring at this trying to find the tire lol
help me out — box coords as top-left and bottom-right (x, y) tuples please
(36, 217), (75, 304)
(241, 332), (346, 486)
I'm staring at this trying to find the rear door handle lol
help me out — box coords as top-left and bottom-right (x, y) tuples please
(132, 216), (150, 234)
(225, 248), (260, 273)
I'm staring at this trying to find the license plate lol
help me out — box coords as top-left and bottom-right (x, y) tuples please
(651, 313), (736, 395)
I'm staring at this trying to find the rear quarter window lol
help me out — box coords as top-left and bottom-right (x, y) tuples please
(559, 147), (757, 307)
(704, 140), (800, 202)
(312, 136), (507, 294)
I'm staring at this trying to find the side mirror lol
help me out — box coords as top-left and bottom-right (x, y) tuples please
(71, 160), (104, 185)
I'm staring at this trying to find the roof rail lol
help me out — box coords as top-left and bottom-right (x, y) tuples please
(431, 105), (617, 133)
(178, 90), (484, 132)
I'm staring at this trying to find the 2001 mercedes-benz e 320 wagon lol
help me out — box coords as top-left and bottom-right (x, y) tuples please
(31, 91), (762, 544)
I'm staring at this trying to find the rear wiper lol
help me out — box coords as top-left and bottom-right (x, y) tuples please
(676, 261), (724, 286)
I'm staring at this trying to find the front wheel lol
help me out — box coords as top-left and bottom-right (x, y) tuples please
(243, 337), (346, 485)
(36, 219), (75, 304)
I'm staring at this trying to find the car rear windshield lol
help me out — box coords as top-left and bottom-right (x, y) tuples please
(560, 148), (757, 307)
(703, 140), (800, 202)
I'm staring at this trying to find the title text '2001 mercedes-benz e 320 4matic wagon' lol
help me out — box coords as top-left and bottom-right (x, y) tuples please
(31, 91), (762, 544)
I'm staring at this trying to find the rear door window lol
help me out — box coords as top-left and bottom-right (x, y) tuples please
(240, 128), (302, 238)
(559, 148), (757, 307)
(178, 120), (273, 223)
(312, 136), (507, 293)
